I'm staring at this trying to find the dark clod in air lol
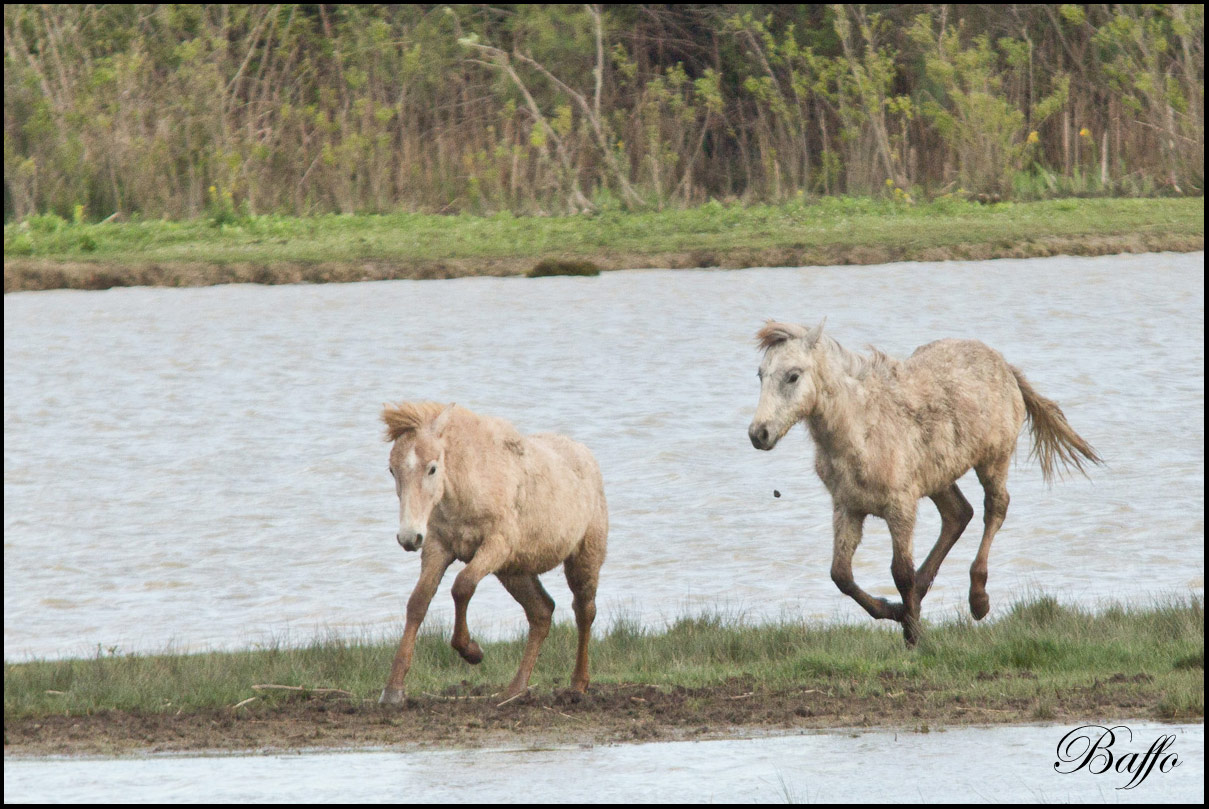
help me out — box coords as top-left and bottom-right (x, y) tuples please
(773, 490), (781, 498)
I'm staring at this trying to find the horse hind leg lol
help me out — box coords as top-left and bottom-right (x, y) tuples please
(496, 573), (555, 700)
(830, 508), (906, 624)
(970, 457), (1011, 620)
(563, 531), (604, 694)
(914, 484), (974, 604)
(885, 505), (923, 647)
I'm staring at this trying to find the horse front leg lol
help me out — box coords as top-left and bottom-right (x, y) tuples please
(449, 537), (509, 665)
(380, 542), (455, 705)
(830, 507), (905, 623)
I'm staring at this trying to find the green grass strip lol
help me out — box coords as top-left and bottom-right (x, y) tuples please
(5, 595), (1202, 721)
(5, 197), (1202, 266)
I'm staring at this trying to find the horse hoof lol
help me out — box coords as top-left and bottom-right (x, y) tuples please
(379, 688), (407, 705)
(970, 592), (990, 620)
(457, 641), (484, 665)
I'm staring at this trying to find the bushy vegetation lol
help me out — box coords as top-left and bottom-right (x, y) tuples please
(5, 5), (1203, 222)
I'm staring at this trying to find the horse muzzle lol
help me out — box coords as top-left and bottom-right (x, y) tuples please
(748, 422), (776, 451)
(397, 531), (425, 552)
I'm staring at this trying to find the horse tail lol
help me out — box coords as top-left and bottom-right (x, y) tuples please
(1011, 366), (1104, 484)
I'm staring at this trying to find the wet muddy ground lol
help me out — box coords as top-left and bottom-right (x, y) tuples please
(4, 675), (1180, 757)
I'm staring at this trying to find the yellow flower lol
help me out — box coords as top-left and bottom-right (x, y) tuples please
(1079, 127), (1091, 139)
(1027, 131), (1040, 144)
(885, 178), (895, 187)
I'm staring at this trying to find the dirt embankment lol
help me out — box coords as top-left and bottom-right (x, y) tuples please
(4, 233), (1202, 292)
(3, 674), (1178, 757)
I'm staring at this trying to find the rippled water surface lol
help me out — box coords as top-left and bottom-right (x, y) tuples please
(4, 724), (1203, 803)
(4, 253), (1204, 659)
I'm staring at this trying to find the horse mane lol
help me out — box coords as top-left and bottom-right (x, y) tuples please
(381, 401), (448, 442)
(832, 340), (900, 381)
(757, 320), (898, 381)
(755, 321), (807, 350)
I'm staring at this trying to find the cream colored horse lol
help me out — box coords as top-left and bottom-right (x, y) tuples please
(378, 402), (608, 704)
(748, 321), (1101, 645)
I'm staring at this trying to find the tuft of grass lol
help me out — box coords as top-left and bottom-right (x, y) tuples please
(1173, 649), (1204, 670)
(1033, 698), (1058, 720)
(528, 258), (601, 277)
(1156, 678), (1205, 718)
(1005, 594), (1067, 628)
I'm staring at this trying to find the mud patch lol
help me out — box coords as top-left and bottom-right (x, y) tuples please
(3, 677), (1186, 757)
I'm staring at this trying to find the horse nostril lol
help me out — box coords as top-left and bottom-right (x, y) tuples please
(749, 425), (770, 449)
(414, 533), (424, 544)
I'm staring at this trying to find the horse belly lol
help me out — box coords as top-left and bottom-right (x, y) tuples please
(816, 455), (894, 514)
(820, 439), (964, 511)
(497, 543), (577, 576)
(509, 492), (596, 573)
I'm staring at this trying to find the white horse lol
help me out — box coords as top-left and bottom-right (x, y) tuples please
(748, 321), (1101, 645)
(378, 402), (608, 704)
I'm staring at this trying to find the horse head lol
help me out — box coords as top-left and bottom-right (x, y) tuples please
(383, 402), (455, 551)
(749, 319), (825, 450)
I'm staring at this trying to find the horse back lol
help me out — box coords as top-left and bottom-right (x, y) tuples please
(892, 339), (1027, 485)
(464, 432), (602, 573)
(432, 413), (606, 570)
(522, 433), (607, 515)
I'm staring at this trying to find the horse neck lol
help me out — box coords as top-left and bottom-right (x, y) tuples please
(804, 340), (870, 456)
(433, 416), (479, 510)
(435, 412), (501, 513)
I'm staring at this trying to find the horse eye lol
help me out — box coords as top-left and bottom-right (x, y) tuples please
(428, 464), (437, 476)
(388, 466), (395, 477)
(787, 373), (800, 384)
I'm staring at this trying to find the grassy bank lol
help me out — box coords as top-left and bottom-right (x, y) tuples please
(4, 596), (1202, 755)
(4, 197), (1203, 292)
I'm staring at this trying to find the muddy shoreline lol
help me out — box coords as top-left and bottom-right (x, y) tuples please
(4, 233), (1202, 292)
(4, 676), (1191, 758)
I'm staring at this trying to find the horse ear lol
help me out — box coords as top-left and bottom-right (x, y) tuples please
(431, 403), (456, 437)
(805, 318), (826, 346)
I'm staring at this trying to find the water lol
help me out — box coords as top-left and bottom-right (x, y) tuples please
(4, 723), (1202, 803)
(4, 253), (1204, 660)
